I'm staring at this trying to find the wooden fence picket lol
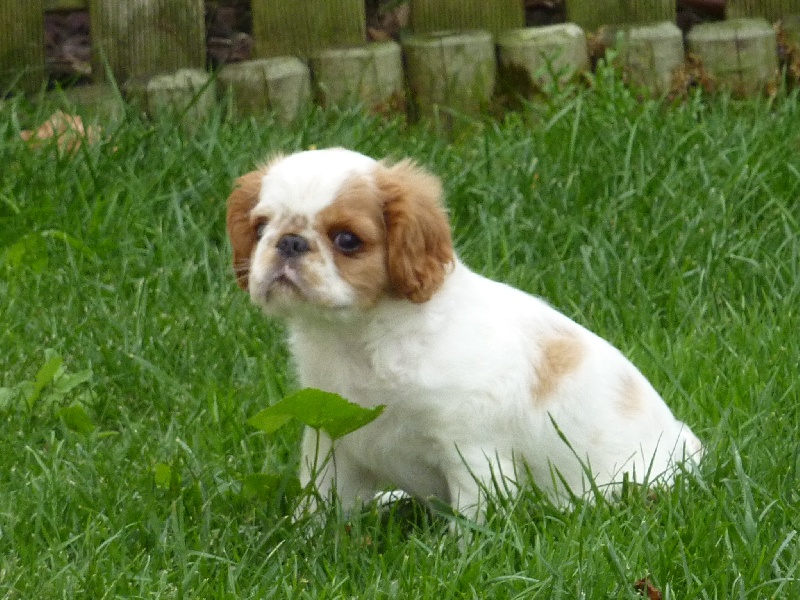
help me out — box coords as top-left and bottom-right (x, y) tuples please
(727, 0), (800, 21)
(566, 0), (676, 31)
(409, 0), (524, 36)
(91, 0), (205, 83)
(251, 0), (366, 58)
(1, 0), (44, 93)
(44, 0), (87, 9)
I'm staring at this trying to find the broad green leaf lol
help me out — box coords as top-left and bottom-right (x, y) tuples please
(58, 404), (96, 435)
(0, 387), (15, 410)
(52, 368), (93, 396)
(153, 463), (172, 489)
(248, 388), (385, 440)
(25, 354), (63, 409)
(246, 411), (294, 436)
(5, 233), (49, 273)
(35, 354), (63, 388)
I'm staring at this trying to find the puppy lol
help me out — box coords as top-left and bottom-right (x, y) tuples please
(226, 148), (702, 519)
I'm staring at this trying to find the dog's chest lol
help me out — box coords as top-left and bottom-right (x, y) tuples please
(339, 400), (455, 500)
(290, 324), (445, 396)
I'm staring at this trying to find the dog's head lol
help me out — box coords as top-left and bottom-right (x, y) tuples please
(226, 148), (454, 317)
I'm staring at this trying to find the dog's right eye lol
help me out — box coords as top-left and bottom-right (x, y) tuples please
(255, 221), (267, 239)
(332, 230), (363, 254)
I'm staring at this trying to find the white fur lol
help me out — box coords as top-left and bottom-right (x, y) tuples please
(242, 149), (703, 519)
(255, 148), (377, 218)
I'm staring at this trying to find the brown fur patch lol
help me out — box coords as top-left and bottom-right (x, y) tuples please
(374, 160), (454, 303)
(532, 334), (585, 404)
(226, 155), (286, 290)
(617, 372), (645, 418)
(315, 174), (390, 307)
(226, 168), (267, 290)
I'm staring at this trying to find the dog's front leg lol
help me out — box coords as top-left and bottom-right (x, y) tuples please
(297, 428), (379, 516)
(445, 449), (519, 523)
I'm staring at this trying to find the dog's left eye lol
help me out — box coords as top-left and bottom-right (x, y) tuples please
(332, 231), (363, 254)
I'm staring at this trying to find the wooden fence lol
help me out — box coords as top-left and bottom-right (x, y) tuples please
(2, 1), (800, 117)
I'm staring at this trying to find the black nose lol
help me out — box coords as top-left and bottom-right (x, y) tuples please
(276, 234), (310, 258)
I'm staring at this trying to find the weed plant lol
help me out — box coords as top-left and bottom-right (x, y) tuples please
(1, 71), (799, 598)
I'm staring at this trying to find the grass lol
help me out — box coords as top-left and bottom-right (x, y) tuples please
(1, 72), (799, 598)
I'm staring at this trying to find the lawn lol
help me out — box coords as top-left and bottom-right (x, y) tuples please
(1, 73), (799, 598)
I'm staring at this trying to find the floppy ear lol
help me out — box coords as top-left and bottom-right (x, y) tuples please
(226, 169), (265, 290)
(375, 160), (454, 303)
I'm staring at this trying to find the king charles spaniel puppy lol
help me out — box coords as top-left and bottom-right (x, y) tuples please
(226, 147), (703, 519)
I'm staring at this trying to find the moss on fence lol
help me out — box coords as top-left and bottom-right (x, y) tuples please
(727, 0), (800, 22)
(409, 0), (523, 36)
(0, 0), (44, 93)
(91, 0), (205, 82)
(566, 0), (676, 32)
(252, 0), (366, 59)
(44, 0), (87, 9)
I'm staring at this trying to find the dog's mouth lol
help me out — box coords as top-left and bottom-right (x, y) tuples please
(252, 258), (356, 315)
(264, 264), (305, 296)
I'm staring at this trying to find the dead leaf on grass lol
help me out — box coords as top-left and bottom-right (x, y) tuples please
(669, 53), (715, 100)
(776, 21), (800, 88)
(20, 110), (104, 153)
(634, 577), (663, 600)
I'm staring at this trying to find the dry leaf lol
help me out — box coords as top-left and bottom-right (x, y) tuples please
(668, 53), (715, 100)
(634, 577), (663, 600)
(20, 110), (103, 153)
(367, 27), (392, 42)
(776, 21), (800, 88)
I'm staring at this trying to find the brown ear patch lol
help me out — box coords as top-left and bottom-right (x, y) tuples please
(531, 334), (585, 404)
(375, 160), (454, 303)
(226, 168), (267, 290)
